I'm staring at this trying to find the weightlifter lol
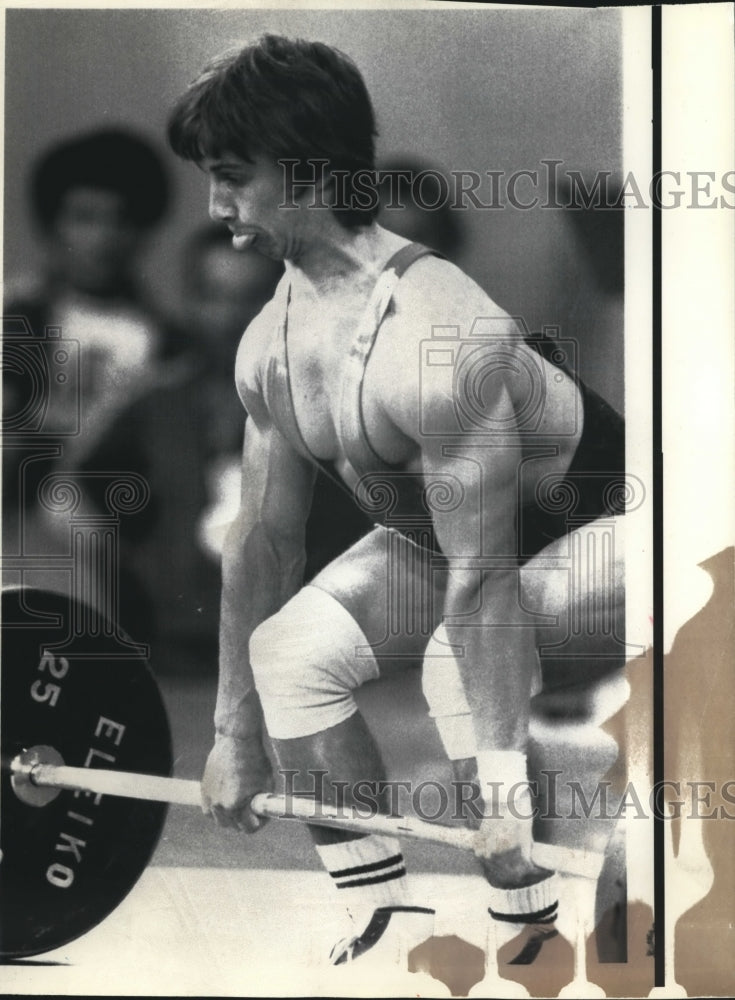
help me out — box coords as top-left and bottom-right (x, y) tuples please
(167, 34), (626, 968)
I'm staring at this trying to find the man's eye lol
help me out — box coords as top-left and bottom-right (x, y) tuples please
(219, 173), (247, 186)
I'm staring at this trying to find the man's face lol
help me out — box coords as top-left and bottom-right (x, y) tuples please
(203, 153), (303, 262)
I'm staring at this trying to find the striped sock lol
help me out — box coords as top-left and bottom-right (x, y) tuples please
(487, 877), (559, 925)
(315, 834), (409, 910)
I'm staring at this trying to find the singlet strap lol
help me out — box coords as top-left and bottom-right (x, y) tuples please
(338, 242), (440, 480)
(382, 241), (439, 280)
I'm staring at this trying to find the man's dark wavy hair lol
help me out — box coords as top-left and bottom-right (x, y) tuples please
(167, 34), (379, 229)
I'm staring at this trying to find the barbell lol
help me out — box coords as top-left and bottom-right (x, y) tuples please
(0, 586), (602, 961)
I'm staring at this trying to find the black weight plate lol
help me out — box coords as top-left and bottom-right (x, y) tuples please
(1, 586), (173, 959)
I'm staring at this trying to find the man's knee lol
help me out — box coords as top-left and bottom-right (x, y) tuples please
(422, 624), (544, 761)
(249, 610), (306, 706)
(421, 625), (474, 760)
(249, 585), (379, 740)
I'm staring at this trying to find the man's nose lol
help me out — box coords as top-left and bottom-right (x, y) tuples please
(208, 180), (235, 222)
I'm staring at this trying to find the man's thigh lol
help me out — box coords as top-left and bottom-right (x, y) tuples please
(308, 514), (628, 686)
(309, 525), (449, 671)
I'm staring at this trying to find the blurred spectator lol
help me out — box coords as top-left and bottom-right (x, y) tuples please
(4, 128), (177, 446)
(3, 127), (176, 556)
(377, 156), (464, 262)
(553, 173), (624, 297)
(554, 172), (625, 414)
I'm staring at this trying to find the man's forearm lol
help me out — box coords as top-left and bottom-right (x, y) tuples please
(215, 514), (305, 739)
(443, 569), (538, 752)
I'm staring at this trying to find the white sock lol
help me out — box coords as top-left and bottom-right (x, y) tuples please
(475, 750), (559, 925)
(315, 834), (409, 913)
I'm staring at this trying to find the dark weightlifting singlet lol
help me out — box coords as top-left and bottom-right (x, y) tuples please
(264, 242), (625, 563)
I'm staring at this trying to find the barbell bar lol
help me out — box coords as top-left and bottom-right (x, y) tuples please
(9, 745), (603, 878)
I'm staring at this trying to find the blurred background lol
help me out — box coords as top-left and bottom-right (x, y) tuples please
(5, 6), (623, 402)
(2, 6), (626, 927)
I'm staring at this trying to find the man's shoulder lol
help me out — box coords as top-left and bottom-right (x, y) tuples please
(369, 255), (523, 440)
(380, 255), (518, 378)
(390, 254), (514, 336)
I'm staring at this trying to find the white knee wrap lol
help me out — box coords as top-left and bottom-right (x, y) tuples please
(249, 586), (379, 740)
(421, 625), (476, 760)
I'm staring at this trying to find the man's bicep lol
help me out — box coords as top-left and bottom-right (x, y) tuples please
(239, 413), (316, 539)
(421, 432), (521, 564)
